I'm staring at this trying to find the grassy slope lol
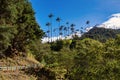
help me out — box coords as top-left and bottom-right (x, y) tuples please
(0, 54), (40, 80)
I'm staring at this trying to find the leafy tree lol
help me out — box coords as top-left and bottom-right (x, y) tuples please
(50, 40), (64, 51)
(0, 25), (16, 58)
(67, 38), (120, 80)
(0, 0), (44, 57)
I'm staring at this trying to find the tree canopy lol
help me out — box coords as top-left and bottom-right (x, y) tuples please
(0, 0), (44, 57)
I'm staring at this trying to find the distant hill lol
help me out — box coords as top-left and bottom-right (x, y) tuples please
(80, 27), (120, 42)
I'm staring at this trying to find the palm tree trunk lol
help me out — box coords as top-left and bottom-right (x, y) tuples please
(49, 18), (53, 42)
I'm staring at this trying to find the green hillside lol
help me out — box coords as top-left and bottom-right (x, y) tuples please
(1, 0), (120, 80)
(81, 27), (120, 42)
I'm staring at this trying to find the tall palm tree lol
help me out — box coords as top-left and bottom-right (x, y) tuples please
(53, 28), (57, 37)
(48, 13), (54, 42)
(70, 24), (75, 33)
(86, 20), (90, 28)
(59, 25), (64, 37)
(46, 22), (51, 42)
(70, 24), (76, 37)
(63, 27), (67, 37)
(75, 29), (79, 36)
(56, 17), (61, 21)
(66, 22), (69, 36)
(56, 17), (61, 39)
(81, 27), (83, 29)
(80, 27), (84, 34)
(80, 30), (83, 34)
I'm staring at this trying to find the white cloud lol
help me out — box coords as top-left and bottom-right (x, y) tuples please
(42, 32), (82, 43)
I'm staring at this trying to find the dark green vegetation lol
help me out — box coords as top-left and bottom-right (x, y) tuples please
(0, 0), (44, 58)
(1, 0), (120, 80)
(37, 36), (120, 80)
(81, 27), (120, 42)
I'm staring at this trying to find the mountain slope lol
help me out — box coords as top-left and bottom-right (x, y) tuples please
(86, 13), (120, 31)
(81, 27), (120, 42)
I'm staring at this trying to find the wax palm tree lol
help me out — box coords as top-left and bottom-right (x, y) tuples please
(59, 25), (64, 39)
(63, 27), (67, 37)
(48, 13), (54, 42)
(80, 27), (84, 34)
(70, 24), (76, 37)
(46, 22), (51, 42)
(56, 17), (61, 26)
(59, 25), (64, 34)
(56, 17), (61, 39)
(86, 20), (90, 29)
(56, 17), (61, 21)
(70, 24), (75, 33)
(76, 29), (79, 32)
(53, 28), (57, 37)
(75, 29), (79, 36)
(66, 22), (69, 36)
(80, 30), (83, 34)
(81, 27), (83, 29)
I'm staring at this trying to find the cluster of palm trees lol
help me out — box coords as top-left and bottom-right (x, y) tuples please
(45, 13), (90, 42)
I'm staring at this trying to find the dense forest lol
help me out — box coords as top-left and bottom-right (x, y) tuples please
(1, 0), (120, 80)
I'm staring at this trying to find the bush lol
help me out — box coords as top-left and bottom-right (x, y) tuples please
(50, 40), (64, 51)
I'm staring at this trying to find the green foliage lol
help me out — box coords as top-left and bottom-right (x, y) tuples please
(35, 35), (120, 80)
(29, 42), (51, 63)
(39, 41), (77, 79)
(10, 1), (44, 52)
(0, 25), (16, 58)
(50, 39), (72, 51)
(63, 39), (72, 47)
(25, 67), (56, 80)
(81, 27), (120, 42)
(50, 40), (64, 51)
(1, 0), (120, 79)
(69, 40), (76, 49)
(0, 0), (44, 57)
(115, 34), (120, 45)
(67, 38), (120, 80)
